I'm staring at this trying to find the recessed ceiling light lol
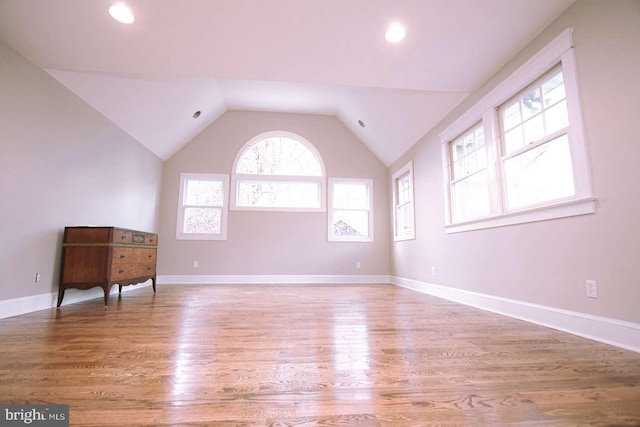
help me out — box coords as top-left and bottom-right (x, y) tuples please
(109, 3), (135, 24)
(358, 120), (365, 128)
(385, 23), (406, 43)
(193, 111), (201, 119)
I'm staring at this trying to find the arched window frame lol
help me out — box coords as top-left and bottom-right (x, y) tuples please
(230, 130), (327, 212)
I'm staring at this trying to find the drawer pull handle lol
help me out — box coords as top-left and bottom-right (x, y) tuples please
(148, 254), (152, 258)
(120, 254), (126, 259)
(147, 267), (151, 271)
(118, 269), (124, 274)
(121, 234), (127, 240)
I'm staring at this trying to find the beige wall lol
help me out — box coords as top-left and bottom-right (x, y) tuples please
(158, 110), (390, 276)
(390, 0), (640, 324)
(0, 40), (163, 301)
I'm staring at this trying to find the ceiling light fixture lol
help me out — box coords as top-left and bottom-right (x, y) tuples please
(385, 22), (406, 43)
(109, 3), (135, 24)
(358, 120), (365, 128)
(192, 111), (201, 119)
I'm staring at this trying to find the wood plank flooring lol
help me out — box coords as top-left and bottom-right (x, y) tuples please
(1, 284), (639, 426)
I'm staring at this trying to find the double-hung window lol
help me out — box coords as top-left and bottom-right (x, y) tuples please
(231, 131), (326, 212)
(328, 178), (373, 242)
(176, 173), (229, 240)
(449, 124), (490, 223)
(392, 161), (416, 240)
(500, 65), (574, 210)
(440, 28), (594, 233)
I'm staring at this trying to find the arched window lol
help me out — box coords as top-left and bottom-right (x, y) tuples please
(231, 131), (326, 211)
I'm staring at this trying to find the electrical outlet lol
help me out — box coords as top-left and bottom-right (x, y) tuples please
(586, 280), (598, 298)
(431, 266), (436, 276)
(35, 273), (41, 283)
(192, 260), (199, 268)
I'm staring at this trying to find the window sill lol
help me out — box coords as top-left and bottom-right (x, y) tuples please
(328, 238), (374, 243)
(176, 233), (227, 241)
(394, 233), (416, 242)
(445, 197), (596, 234)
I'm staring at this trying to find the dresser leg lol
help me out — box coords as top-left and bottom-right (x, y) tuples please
(152, 277), (156, 293)
(56, 288), (65, 308)
(103, 285), (110, 307)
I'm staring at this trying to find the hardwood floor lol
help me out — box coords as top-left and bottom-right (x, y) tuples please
(1, 284), (639, 426)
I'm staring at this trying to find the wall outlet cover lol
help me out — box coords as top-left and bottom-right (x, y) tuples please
(586, 280), (598, 298)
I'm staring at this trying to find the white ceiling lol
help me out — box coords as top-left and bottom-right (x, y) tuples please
(0, 0), (574, 165)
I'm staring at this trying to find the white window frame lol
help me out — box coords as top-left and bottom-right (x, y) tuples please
(231, 131), (326, 213)
(176, 173), (229, 240)
(392, 161), (416, 241)
(328, 178), (374, 242)
(439, 28), (595, 233)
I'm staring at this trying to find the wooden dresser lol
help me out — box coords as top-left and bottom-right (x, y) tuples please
(57, 226), (158, 307)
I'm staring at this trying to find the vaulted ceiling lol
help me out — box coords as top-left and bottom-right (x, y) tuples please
(0, 0), (574, 165)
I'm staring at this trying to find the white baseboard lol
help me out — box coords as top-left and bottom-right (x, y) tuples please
(0, 281), (153, 320)
(391, 276), (640, 354)
(157, 274), (391, 285)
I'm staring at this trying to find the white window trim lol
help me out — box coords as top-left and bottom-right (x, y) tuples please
(392, 161), (416, 241)
(230, 130), (326, 213)
(328, 178), (374, 243)
(439, 28), (595, 233)
(176, 173), (229, 240)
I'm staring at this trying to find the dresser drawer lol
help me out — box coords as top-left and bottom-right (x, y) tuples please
(113, 229), (132, 244)
(129, 232), (158, 245)
(111, 264), (135, 280)
(111, 263), (156, 281)
(136, 248), (157, 264)
(112, 247), (134, 263)
(137, 263), (156, 277)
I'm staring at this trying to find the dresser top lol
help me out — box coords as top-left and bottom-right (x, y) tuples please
(65, 226), (156, 233)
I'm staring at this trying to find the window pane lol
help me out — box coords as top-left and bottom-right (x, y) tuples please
(542, 71), (565, 108)
(334, 183), (368, 209)
(475, 146), (487, 170)
(504, 125), (524, 154)
(451, 139), (465, 161)
(183, 207), (221, 234)
(185, 179), (223, 207)
(545, 100), (569, 135)
(332, 210), (368, 237)
(453, 159), (465, 179)
(504, 134), (575, 210)
(237, 181), (320, 208)
(464, 133), (475, 153)
(452, 170), (490, 222)
(237, 137), (322, 176)
(521, 88), (542, 120)
(397, 203), (414, 235)
(523, 114), (545, 145)
(397, 173), (411, 205)
(450, 125), (485, 179)
(464, 152), (477, 174)
(502, 100), (521, 131)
